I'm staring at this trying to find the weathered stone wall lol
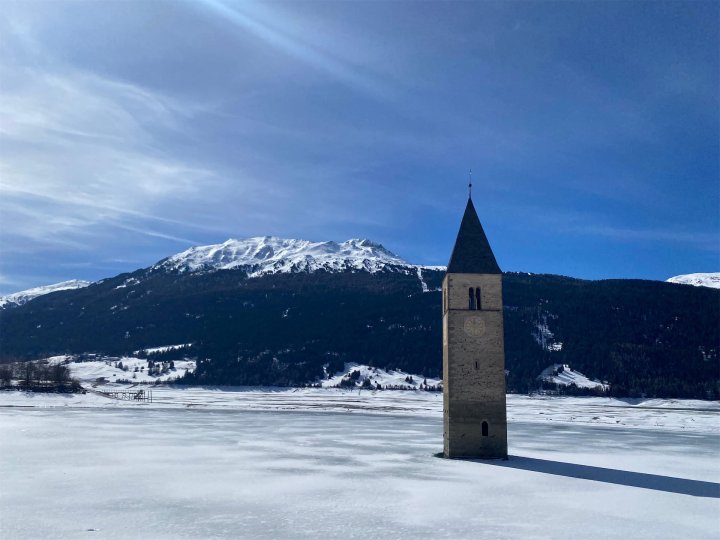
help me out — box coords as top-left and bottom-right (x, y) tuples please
(444, 273), (503, 312)
(442, 273), (508, 459)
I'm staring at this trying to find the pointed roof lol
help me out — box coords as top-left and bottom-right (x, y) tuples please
(447, 198), (501, 274)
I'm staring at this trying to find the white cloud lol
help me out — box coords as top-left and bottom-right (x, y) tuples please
(0, 63), (219, 250)
(196, 0), (392, 98)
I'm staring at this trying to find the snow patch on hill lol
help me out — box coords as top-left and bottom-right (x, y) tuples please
(0, 280), (91, 308)
(538, 364), (607, 390)
(46, 355), (195, 384)
(133, 343), (192, 355)
(154, 237), (414, 276)
(533, 313), (563, 352)
(322, 363), (442, 389)
(416, 267), (442, 292)
(666, 272), (720, 289)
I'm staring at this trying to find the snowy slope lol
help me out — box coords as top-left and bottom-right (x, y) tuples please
(532, 313), (563, 352)
(0, 280), (91, 308)
(321, 363), (442, 389)
(46, 355), (195, 384)
(154, 237), (413, 276)
(666, 272), (720, 289)
(538, 364), (608, 390)
(133, 343), (192, 355)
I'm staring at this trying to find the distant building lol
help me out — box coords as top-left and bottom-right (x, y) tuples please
(443, 194), (508, 459)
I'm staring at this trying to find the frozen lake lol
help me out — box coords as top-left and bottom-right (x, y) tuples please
(1, 391), (718, 539)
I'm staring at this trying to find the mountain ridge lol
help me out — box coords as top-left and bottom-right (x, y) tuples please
(666, 273), (720, 289)
(0, 280), (92, 309)
(4, 237), (717, 307)
(153, 236), (416, 276)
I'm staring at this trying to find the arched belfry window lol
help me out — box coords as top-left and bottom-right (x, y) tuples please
(482, 421), (489, 437)
(475, 287), (482, 310)
(468, 288), (476, 310)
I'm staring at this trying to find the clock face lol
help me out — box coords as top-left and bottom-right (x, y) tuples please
(463, 316), (486, 337)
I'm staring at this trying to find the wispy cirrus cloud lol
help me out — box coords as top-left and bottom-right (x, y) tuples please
(0, 62), (218, 249)
(195, 0), (393, 98)
(0, 57), (223, 290)
(0, 0), (716, 294)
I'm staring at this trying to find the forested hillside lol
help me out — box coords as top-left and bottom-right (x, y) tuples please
(1, 265), (717, 398)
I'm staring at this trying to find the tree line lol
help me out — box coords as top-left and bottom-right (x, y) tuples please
(0, 361), (81, 393)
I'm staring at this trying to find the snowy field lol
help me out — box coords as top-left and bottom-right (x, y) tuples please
(46, 355), (196, 384)
(1, 389), (718, 539)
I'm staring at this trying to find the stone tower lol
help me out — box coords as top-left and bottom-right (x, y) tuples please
(443, 196), (508, 459)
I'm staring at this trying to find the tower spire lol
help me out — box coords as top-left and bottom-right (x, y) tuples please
(446, 197), (501, 274)
(468, 169), (473, 199)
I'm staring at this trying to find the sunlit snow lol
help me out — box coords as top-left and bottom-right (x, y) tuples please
(46, 355), (195, 384)
(154, 236), (412, 275)
(0, 279), (91, 308)
(322, 363), (441, 389)
(0, 389), (717, 539)
(667, 272), (720, 289)
(538, 364), (608, 390)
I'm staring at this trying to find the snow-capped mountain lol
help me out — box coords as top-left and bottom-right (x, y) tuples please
(154, 236), (415, 276)
(0, 280), (91, 309)
(666, 273), (720, 289)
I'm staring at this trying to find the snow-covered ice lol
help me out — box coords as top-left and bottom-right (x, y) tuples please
(0, 389), (718, 539)
(1, 388), (717, 434)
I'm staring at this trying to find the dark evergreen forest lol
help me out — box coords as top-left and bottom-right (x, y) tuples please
(0, 266), (717, 399)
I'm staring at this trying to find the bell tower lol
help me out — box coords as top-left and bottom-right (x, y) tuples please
(442, 192), (507, 459)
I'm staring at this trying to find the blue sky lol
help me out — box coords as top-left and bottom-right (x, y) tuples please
(0, 0), (717, 294)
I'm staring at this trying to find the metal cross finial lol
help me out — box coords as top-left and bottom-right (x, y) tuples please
(468, 169), (473, 199)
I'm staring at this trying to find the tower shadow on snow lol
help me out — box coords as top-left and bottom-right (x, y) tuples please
(474, 455), (720, 498)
